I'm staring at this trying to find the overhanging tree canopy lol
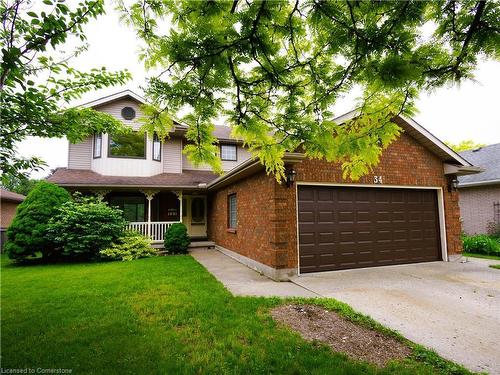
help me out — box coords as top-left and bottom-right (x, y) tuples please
(121, 0), (499, 180)
(0, 0), (131, 181)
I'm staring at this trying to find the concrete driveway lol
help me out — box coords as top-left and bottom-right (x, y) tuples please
(192, 249), (500, 373)
(292, 258), (500, 374)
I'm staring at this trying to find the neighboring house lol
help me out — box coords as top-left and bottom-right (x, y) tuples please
(47, 90), (481, 280)
(458, 143), (500, 235)
(0, 188), (25, 251)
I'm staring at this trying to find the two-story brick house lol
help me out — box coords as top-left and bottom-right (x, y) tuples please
(48, 90), (480, 280)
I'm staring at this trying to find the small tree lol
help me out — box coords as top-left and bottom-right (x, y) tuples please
(164, 223), (190, 254)
(46, 196), (126, 260)
(5, 181), (71, 260)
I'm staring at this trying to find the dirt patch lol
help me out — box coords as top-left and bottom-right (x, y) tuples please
(271, 304), (411, 367)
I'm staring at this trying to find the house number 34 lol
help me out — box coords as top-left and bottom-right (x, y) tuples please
(373, 176), (383, 184)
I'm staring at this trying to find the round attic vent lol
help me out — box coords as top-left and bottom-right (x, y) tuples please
(121, 106), (136, 120)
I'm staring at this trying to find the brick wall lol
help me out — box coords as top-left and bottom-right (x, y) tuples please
(459, 185), (500, 234)
(208, 131), (463, 270)
(1, 201), (19, 229)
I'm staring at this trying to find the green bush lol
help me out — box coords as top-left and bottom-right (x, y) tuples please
(462, 234), (500, 256)
(100, 231), (156, 261)
(164, 223), (190, 254)
(5, 181), (71, 260)
(46, 195), (126, 260)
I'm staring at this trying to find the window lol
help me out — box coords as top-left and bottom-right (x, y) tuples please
(228, 194), (237, 229)
(109, 196), (145, 222)
(108, 132), (146, 158)
(93, 133), (102, 158)
(153, 133), (161, 161)
(121, 106), (136, 120)
(191, 197), (205, 225)
(220, 144), (237, 161)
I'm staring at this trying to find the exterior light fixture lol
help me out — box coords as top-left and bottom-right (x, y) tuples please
(286, 168), (296, 188)
(448, 176), (459, 192)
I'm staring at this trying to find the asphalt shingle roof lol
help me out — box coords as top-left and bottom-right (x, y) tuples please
(47, 168), (218, 188)
(458, 143), (500, 184)
(0, 188), (26, 202)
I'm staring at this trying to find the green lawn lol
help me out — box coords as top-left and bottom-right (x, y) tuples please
(462, 252), (500, 261)
(490, 264), (500, 270)
(1, 255), (470, 375)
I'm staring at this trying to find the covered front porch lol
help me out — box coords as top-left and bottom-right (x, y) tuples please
(100, 189), (207, 244)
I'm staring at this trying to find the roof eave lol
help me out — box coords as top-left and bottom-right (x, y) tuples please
(444, 164), (484, 176)
(332, 110), (473, 167)
(207, 152), (305, 191)
(458, 179), (500, 188)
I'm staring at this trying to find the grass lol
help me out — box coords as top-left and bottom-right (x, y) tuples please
(1, 254), (471, 375)
(490, 264), (500, 270)
(462, 252), (500, 261)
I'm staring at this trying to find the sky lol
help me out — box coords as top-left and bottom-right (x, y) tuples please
(17, 3), (500, 178)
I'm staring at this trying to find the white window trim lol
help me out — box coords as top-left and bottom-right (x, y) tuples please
(221, 144), (237, 161)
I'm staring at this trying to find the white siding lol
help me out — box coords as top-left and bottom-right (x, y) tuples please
(163, 137), (182, 173)
(94, 99), (143, 130)
(182, 145), (251, 172)
(90, 98), (164, 177)
(68, 138), (92, 169)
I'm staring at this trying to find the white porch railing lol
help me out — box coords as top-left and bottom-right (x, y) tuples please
(126, 221), (180, 243)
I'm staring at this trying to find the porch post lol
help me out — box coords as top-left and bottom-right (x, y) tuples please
(140, 190), (158, 238)
(173, 191), (183, 223)
(179, 191), (183, 223)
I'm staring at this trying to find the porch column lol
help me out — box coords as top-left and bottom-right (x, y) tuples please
(173, 191), (183, 223)
(140, 190), (159, 237)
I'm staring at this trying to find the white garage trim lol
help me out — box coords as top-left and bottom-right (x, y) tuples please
(295, 182), (449, 276)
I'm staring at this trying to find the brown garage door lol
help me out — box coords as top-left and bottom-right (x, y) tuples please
(298, 186), (441, 273)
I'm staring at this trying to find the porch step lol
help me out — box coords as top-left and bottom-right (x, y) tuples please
(189, 241), (215, 249)
(152, 241), (215, 251)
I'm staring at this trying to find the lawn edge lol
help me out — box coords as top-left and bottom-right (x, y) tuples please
(462, 252), (500, 261)
(277, 297), (475, 375)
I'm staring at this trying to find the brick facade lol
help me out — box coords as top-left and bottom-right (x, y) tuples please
(208, 131), (463, 272)
(459, 185), (500, 234)
(1, 201), (19, 229)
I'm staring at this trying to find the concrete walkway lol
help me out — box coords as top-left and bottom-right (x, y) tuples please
(190, 249), (316, 297)
(191, 249), (500, 374)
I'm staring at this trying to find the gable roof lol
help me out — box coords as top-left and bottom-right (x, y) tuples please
(79, 90), (237, 142)
(1, 188), (25, 203)
(458, 143), (500, 187)
(334, 110), (473, 167)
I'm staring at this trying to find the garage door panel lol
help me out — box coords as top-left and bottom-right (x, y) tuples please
(298, 186), (441, 273)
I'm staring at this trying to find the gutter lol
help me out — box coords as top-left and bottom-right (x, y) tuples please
(458, 179), (500, 188)
(207, 152), (305, 191)
(443, 164), (484, 176)
(53, 183), (209, 190)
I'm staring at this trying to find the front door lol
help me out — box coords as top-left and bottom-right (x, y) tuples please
(183, 195), (207, 238)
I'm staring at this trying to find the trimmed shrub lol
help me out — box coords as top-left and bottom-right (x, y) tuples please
(46, 195), (126, 260)
(100, 231), (156, 261)
(462, 234), (500, 256)
(164, 223), (190, 254)
(5, 181), (71, 260)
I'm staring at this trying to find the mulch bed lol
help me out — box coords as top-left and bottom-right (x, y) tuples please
(271, 304), (412, 367)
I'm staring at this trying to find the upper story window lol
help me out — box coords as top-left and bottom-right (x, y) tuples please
(93, 133), (102, 159)
(228, 194), (237, 229)
(108, 132), (146, 159)
(220, 144), (237, 161)
(121, 106), (136, 120)
(153, 134), (161, 161)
